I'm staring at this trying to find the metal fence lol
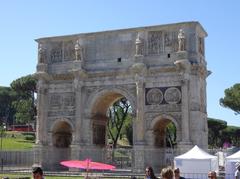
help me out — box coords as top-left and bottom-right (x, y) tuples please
(0, 148), (236, 179)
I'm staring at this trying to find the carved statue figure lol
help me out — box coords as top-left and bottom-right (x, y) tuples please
(75, 39), (84, 61)
(178, 29), (185, 51)
(38, 43), (45, 63)
(135, 33), (144, 56)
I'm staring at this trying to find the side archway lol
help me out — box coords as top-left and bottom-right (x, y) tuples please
(150, 114), (179, 148)
(51, 119), (73, 148)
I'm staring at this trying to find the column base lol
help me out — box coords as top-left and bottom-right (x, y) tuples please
(132, 145), (145, 173)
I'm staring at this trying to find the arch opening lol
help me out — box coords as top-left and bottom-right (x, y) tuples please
(153, 118), (177, 148)
(52, 121), (72, 148)
(91, 91), (133, 148)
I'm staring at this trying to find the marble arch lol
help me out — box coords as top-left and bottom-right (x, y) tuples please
(35, 21), (209, 172)
(50, 118), (74, 132)
(86, 87), (136, 115)
(150, 114), (179, 130)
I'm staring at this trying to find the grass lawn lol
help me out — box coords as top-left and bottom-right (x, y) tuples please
(2, 131), (34, 150)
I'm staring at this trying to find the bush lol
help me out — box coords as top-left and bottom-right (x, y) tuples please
(24, 135), (35, 141)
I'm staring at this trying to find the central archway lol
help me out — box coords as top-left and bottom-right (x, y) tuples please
(90, 90), (135, 147)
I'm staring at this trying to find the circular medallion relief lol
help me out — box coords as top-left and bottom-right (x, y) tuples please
(164, 87), (181, 104)
(146, 88), (163, 105)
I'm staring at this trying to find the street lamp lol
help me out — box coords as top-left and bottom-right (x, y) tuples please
(0, 123), (6, 172)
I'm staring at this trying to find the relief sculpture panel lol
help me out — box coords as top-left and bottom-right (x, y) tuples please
(164, 87), (181, 104)
(63, 41), (75, 61)
(49, 94), (62, 108)
(50, 42), (63, 63)
(48, 93), (75, 117)
(145, 86), (181, 105)
(148, 31), (179, 54)
(146, 88), (163, 105)
(63, 93), (75, 107)
(148, 31), (163, 54)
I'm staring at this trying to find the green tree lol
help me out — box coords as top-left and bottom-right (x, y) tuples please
(12, 99), (33, 124)
(107, 98), (132, 148)
(166, 122), (177, 148)
(220, 83), (240, 115)
(10, 75), (37, 124)
(0, 86), (17, 125)
(222, 126), (240, 147)
(208, 118), (227, 147)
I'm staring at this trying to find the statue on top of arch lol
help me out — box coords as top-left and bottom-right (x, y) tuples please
(75, 39), (84, 61)
(178, 29), (186, 51)
(135, 32), (144, 56)
(38, 43), (46, 63)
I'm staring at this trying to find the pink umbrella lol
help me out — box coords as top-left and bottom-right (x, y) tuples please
(61, 159), (115, 170)
(60, 159), (115, 177)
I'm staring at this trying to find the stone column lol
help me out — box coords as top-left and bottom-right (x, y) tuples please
(71, 69), (87, 144)
(71, 69), (87, 160)
(36, 78), (48, 145)
(174, 55), (192, 151)
(134, 75), (145, 144)
(181, 76), (190, 143)
(73, 77), (83, 145)
(132, 74), (146, 173)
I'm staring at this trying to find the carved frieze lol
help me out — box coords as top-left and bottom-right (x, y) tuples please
(63, 93), (75, 107)
(145, 104), (181, 112)
(148, 31), (163, 54)
(63, 41), (75, 61)
(48, 110), (75, 117)
(49, 92), (75, 109)
(49, 94), (62, 107)
(145, 86), (181, 105)
(50, 42), (63, 63)
(147, 31), (179, 54)
(49, 82), (74, 93)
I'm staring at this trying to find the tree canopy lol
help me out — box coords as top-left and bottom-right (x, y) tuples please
(220, 83), (240, 115)
(10, 75), (37, 124)
(0, 86), (17, 125)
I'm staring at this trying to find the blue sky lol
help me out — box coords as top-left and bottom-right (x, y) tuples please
(0, 0), (239, 126)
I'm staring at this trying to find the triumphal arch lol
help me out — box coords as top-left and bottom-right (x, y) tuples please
(35, 21), (209, 172)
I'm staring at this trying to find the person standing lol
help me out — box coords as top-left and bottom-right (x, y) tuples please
(207, 171), (217, 179)
(32, 167), (44, 179)
(145, 166), (158, 179)
(174, 168), (185, 179)
(161, 167), (174, 179)
(235, 162), (240, 179)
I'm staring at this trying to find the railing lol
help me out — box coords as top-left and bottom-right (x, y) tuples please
(0, 148), (180, 171)
(0, 147), (234, 179)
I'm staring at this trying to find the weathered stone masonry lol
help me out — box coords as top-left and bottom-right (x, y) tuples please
(35, 21), (209, 172)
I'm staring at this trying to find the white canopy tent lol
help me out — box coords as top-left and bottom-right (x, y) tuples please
(225, 150), (240, 179)
(174, 145), (218, 179)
